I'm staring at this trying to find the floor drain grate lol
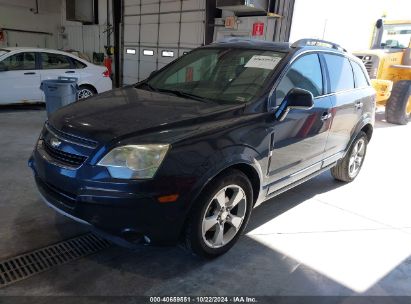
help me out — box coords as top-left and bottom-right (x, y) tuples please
(0, 233), (111, 288)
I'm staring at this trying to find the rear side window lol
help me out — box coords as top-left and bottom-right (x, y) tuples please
(2, 52), (36, 70)
(41, 53), (72, 70)
(350, 60), (369, 88)
(323, 54), (354, 93)
(275, 53), (323, 105)
(73, 59), (87, 69)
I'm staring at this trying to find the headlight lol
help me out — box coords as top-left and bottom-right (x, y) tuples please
(98, 144), (169, 179)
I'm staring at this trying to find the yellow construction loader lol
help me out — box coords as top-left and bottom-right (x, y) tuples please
(355, 19), (411, 125)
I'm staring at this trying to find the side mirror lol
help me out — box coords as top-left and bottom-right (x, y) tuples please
(274, 88), (314, 121)
(0, 62), (8, 72)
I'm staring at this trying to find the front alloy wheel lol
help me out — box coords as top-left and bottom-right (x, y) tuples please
(202, 185), (247, 249)
(184, 169), (253, 258)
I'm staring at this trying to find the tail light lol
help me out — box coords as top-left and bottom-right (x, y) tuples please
(103, 69), (110, 78)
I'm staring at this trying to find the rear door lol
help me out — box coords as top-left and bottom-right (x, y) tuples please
(350, 59), (374, 120)
(321, 53), (358, 165)
(267, 53), (333, 194)
(39, 52), (82, 83)
(0, 51), (41, 104)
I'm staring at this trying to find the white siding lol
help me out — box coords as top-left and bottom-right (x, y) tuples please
(0, 0), (60, 48)
(60, 0), (113, 59)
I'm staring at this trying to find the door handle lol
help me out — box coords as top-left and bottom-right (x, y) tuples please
(321, 112), (332, 121)
(355, 101), (364, 109)
(24, 72), (36, 75)
(65, 71), (75, 74)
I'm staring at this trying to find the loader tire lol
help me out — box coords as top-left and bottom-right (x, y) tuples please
(385, 80), (411, 125)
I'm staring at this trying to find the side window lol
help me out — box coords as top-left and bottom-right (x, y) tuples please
(73, 59), (87, 69)
(275, 53), (323, 105)
(351, 60), (369, 88)
(323, 54), (355, 92)
(41, 53), (72, 70)
(2, 52), (36, 71)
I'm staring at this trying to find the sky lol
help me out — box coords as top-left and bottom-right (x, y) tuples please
(289, 0), (411, 51)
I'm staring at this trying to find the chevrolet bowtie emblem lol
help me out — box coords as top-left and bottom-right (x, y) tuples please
(50, 138), (62, 148)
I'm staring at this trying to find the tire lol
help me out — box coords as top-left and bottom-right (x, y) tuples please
(331, 131), (368, 183)
(184, 169), (253, 258)
(78, 85), (96, 100)
(385, 80), (411, 125)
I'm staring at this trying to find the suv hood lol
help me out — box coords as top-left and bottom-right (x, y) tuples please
(49, 87), (242, 143)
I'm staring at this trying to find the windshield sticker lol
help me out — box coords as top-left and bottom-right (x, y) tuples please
(245, 55), (282, 70)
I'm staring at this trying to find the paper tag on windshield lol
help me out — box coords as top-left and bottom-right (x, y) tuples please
(245, 55), (281, 70)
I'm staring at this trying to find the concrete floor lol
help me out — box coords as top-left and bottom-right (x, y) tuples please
(0, 106), (410, 296)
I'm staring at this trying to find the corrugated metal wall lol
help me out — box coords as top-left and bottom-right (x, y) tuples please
(63, 25), (107, 55)
(118, 0), (295, 85)
(122, 0), (206, 85)
(271, 0), (295, 42)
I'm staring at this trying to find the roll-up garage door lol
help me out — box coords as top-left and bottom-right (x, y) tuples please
(122, 0), (206, 85)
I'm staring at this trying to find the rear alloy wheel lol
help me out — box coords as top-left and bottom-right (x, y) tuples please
(78, 86), (95, 100)
(347, 138), (366, 178)
(331, 131), (368, 182)
(184, 169), (253, 258)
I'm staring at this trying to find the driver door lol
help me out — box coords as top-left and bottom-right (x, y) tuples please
(267, 53), (333, 194)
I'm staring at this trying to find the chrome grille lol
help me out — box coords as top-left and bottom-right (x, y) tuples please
(46, 123), (98, 149)
(42, 140), (87, 167)
(356, 55), (378, 78)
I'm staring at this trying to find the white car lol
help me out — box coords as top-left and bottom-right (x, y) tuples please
(0, 47), (112, 105)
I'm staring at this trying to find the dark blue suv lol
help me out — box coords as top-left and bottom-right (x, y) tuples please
(29, 38), (375, 258)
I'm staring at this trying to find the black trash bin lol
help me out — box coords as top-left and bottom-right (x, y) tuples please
(40, 77), (79, 117)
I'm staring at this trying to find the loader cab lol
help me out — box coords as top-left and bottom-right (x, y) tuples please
(371, 19), (411, 51)
(355, 19), (411, 125)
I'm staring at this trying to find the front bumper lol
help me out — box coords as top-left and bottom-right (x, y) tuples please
(29, 147), (189, 245)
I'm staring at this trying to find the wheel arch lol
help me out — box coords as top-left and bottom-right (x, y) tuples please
(79, 83), (98, 94)
(177, 144), (265, 241)
(179, 160), (262, 242)
(187, 157), (263, 216)
(222, 163), (261, 207)
(361, 123), (373, 141)
(343, 121), (373, 158)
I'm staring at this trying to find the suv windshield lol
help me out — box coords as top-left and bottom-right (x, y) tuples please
(381, 24), (411, 49)
(143, 48), (285, 104)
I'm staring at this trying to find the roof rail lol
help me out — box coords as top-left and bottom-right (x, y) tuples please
(291, 39), (347, 52)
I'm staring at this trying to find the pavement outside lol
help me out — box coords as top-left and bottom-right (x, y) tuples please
(0, 105), (410, 296)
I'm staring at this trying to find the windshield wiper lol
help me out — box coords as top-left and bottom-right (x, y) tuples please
(137, 83), (212, 103)
(136, 81), (158, 92)
(156, 88), (211, 103)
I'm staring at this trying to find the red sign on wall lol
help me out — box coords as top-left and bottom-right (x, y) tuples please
(252, 22), (265, 36)
(185, 67), (193, 82)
